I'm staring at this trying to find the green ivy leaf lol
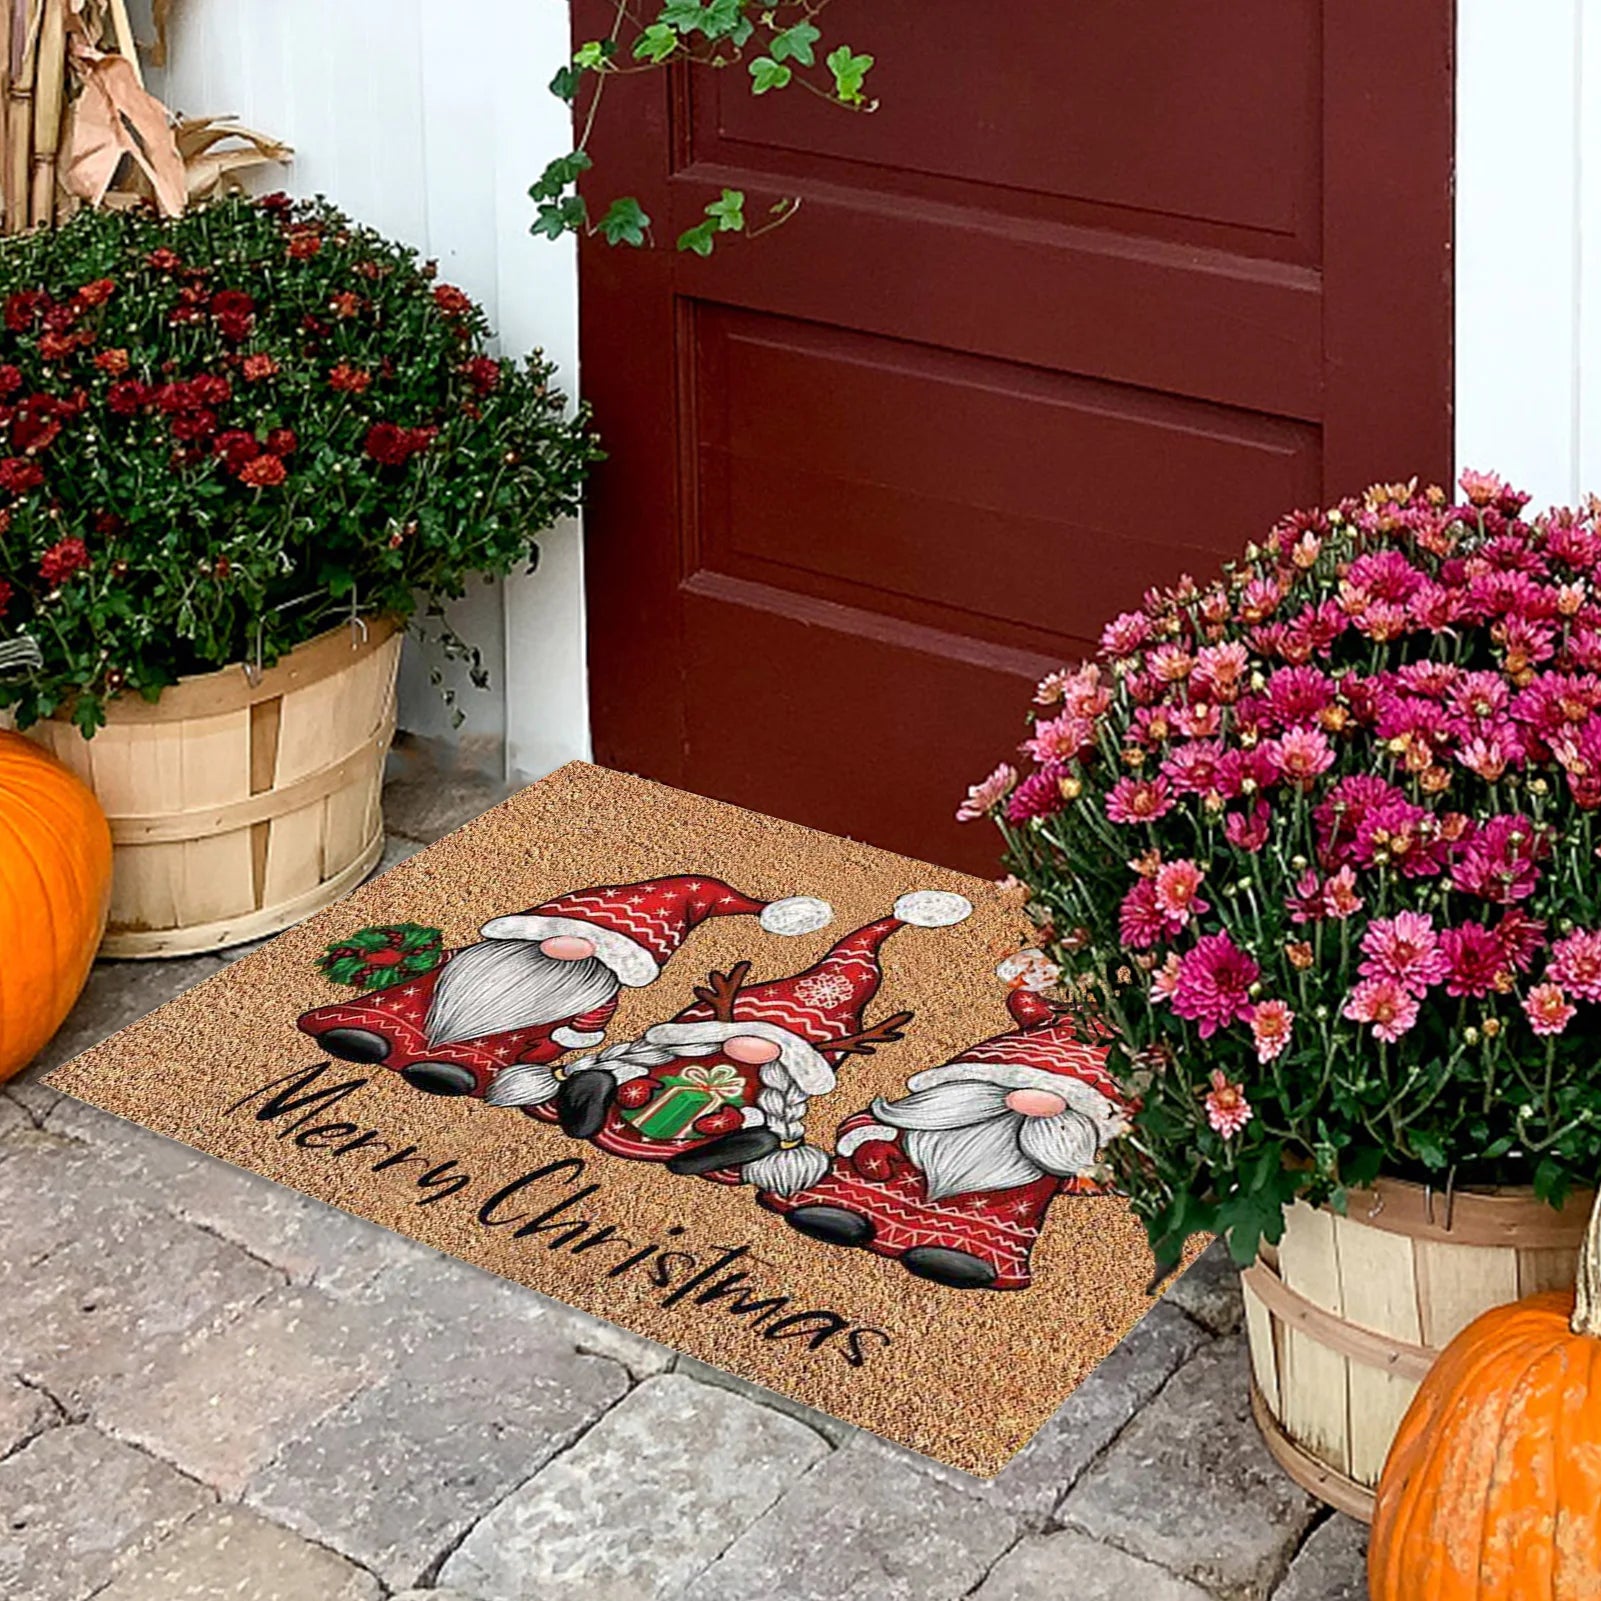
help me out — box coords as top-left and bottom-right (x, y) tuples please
(749, 57), (792, 94)
(633, 22), (680, 63)
(705, 188), (745, 232)
(548, 65), (581, 103)
(769, 21), (819, 66)
(677, 219), (716, 256)
(661, 0), (745, 40)
(598, 196), (651, 247)
(826, 44), (874, 105)
(531, 194), (588, 241)
(528, 150), (592, 204)
(573, 38), (611, 69)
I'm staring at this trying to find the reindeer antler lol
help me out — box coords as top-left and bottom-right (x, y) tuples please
(690, 961), (752, 1022)
(817, 1010), (914, 1058)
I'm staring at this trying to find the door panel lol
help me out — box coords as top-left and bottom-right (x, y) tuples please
(577, 0), (1453, 873)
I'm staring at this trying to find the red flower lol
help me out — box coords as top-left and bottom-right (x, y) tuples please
(328, 363), (371, 394)
(12, 395), (62, 454)
(191, 374), (231, 407)
(211, 290), (256, 341)
(39, 536), (90, 585)
(265, 427), (296, 457)
(364, 422), (434, 468)
(432, 284), (472, 318)
(107, 379), (147, 416)
(94, 348), (131, 376)
(0, 366), (20, 398)
(75, 278), (116, 307)
(241, 353), (279, 382)
(287, 229), (322, 260)
(213, 429), (260, 470)
(0, 456), (44, 495)
(0, 577), (10, 618)
(329, 291), (363, 318)
(461, 355), (500, 397)
(238, 454), (286, 488)
(169, 408), (218, 443)
(4, 290), (48, 331)
(146, 248), (183, 271)
(1440, 923), (1512, 999)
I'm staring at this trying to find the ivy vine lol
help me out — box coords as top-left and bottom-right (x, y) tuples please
(533, 2), (875, 255)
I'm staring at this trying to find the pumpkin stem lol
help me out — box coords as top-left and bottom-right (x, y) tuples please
(1574, 1186), (1601, 1337)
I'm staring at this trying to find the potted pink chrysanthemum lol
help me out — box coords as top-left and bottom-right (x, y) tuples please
(962, 473), (1601, 1516)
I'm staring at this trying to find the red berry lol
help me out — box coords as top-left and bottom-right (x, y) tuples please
(692, 1107), (744, 1137)
(615, 1078), (657, 1109)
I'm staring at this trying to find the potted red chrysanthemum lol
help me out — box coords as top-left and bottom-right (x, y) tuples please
(962, 473), (1601, 1517)
(0, 194), (598, 956)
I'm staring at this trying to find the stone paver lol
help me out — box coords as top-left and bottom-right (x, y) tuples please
(688, 1433), (1019, 1601)
(381, 752), (517, 844)
(94, 1505), (382, 1601)
(0, 1425), (211, 1601)
(1164, 1239), (1245, 1336)
(1274, 1516), (1369, 1601)
(0, 1378), (57, 1459)
(673, 1354), (855, 1445)
(245, 1260), (633, 1590)
(0, 1094), (32, 1144)
(1059, 1338), (1320, 1600)
(95, 1288), (381, 1496)
(441, 1373), (831, 1601)
(862, 1298), (1207, 1522)
(974, 1530), (1213, 1601)
(0, 1143), (281, 1415)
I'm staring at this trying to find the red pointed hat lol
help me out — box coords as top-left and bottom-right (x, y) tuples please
(479, 876), (832, 987)
(643, 890), (973, 1095)
(907, 959), (1131, 1129)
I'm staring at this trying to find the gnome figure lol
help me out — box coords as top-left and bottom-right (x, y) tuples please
(297, 876), (831, 1100)
(760, 978), (1131, 1290)
(489, 891), (974, 1196)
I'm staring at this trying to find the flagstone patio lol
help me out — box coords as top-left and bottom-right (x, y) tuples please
(1, 747), (1370, 1601)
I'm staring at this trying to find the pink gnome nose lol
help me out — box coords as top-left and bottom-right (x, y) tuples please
(540, 935), (597, 961)
(723, 1035), (783, 1065)
(1005, 1087), (1068, 1119)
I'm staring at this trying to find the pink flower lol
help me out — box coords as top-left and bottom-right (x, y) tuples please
(1192, 641), (1250, 702)
(1324, 866), (1364, 919)
(1154, 859), (1209, 927)
(1266, 666), (1334, 728)
(1118, 879), (1169, 949)
(1024, 712), (1094, 765)
(1440, 923), (1513, 998)
(1150, 953), (1182, 1004)
(1450, 814), (1546, 903)
(1343, 976), (1420, 1042)
(1204, 1070), (1253, 1138)
(1250, 999), (1295, 1063)
(1523, 983), (1576, 1037)
(1548, 929), (1601, 1002)
(1266, 726), (1335, 788)
(1100, 611), (1152, 657)
(1161, 739), (1225, 797)
(1224, 801), (1270, 851)
(1359, 912), (1449, 996)
(957, 763), (1017, 822)
(1106, 776), (1173, 825)
(1172, 933), (1260, 1039)
(1005, 768), (1067, 825)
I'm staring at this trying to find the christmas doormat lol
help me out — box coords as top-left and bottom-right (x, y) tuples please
(49, 762), (1200, 1475)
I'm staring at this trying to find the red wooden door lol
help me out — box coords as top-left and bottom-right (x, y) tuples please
(577, 1), (1453, 874)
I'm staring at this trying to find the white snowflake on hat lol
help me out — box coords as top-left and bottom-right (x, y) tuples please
(491, 890), (975, 1196)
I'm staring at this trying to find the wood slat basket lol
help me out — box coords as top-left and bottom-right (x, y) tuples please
(1243, 1177), (1592, 1522)
(26, 617), (402, 958)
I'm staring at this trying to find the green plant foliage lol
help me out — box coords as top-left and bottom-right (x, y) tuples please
(0, 195), (601, 735)
(530, 1), (876, 256)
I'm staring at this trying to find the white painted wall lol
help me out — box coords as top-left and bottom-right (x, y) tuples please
(1456, 0), (1601, 511)
(148, 0), (585, 780)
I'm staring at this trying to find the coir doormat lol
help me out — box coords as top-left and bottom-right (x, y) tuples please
(50, 762), (1201, 1475)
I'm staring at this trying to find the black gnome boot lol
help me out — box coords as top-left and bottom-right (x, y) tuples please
(901, 1246), (997, 1290)
(666, 1127), (778, 1176)
(556, 1071), (617, 1139)
(317, 1027), (391, 1064)
(784, 1205), (876, 1248)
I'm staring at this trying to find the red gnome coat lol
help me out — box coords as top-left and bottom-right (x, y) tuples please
(503, 891), (974, 1196)
(761, 986), (1130, 1290)
(297, 876), (830, 1099)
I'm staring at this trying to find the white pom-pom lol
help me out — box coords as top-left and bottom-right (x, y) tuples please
(760, 895), (833, 935)
(894, 890), (973, 928)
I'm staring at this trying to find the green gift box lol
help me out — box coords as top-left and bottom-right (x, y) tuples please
(624, 1062), (746, 1141)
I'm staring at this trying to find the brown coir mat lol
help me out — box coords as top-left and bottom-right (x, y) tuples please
(50, 762), (1202, 1476)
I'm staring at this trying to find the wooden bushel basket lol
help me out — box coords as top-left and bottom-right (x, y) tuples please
(1243, 1177), (1593, 1522)
(27, 618), (402, 958)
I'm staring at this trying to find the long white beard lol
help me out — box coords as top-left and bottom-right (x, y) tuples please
(424, 940), (617, 1047)
(872, 1079), (1102, 1201)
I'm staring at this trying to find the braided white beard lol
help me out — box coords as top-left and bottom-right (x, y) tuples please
(424, 940), (617, 1047)
(872, 1079), (1101, 1201)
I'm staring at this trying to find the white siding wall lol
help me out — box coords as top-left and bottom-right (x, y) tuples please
(1456, 0), (1601, 511)
(148, 0), (584, 779)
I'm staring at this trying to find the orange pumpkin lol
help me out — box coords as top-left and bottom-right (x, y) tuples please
(1370, 1189), (1601, 1598)
(0, 731), (112, 1079)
